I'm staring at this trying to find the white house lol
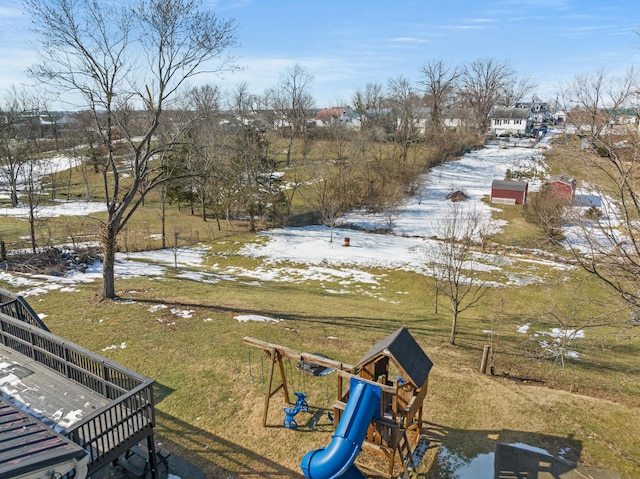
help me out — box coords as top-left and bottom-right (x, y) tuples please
(443, 108), (475, 129)
(608, 109), (639, 135)
(488, 108), (531, 136)
(313, 107), (356, 127)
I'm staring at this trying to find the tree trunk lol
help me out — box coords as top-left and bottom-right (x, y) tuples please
(161, 186), (166, 249)
(10, 183), (18, 207)
(449, 311), (458, 345)
(248, 205), (256, 232)
(27, 174), (37, 254)
(102, 223), (117, 299)
(285, 133), (294, 167)
(29, 207), (37, 255)
(200, 192), (206, 222)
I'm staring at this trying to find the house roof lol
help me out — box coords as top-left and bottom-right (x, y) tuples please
(491, 180), (528, 192)
(356, 327), (433, 387)
(548, 174), (576, 186)
(489, 108), (530, 120)
(0, 399), (87, 479)
(608, 108), (639, 117)
(316, 107), (350, 121)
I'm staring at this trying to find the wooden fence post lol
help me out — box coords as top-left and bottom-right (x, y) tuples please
(480, 344), (491, 374)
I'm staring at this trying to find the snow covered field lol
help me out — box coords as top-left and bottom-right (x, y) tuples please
(0, 130), (588, 363)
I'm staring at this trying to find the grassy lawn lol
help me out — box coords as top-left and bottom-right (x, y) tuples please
(1, 135), (639, 477)
(15, 238), (638, 477)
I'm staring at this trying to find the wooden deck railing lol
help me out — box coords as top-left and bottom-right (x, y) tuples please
(67, 382), (156, 473)
(0, 287), (49, 330)
(0, 311), (157, 477)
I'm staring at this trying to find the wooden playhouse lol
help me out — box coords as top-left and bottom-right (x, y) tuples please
(334, 327), (433, 478)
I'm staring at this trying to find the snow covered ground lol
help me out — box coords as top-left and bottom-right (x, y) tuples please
(340, 137), (549, 238)
(0, 155), (83, 201)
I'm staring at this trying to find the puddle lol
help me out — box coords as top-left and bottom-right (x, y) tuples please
(438, 446), (494, 479)
(436, 442), (560, 479)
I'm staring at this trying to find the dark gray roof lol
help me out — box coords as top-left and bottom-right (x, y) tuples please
(0, 400), (87, 479)
(489, 108), (530, 120)
(356, 327), (433, 387)
(491, 180), (528, 192)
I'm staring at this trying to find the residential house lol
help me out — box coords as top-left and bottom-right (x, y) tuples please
(566, 108), (639, 136)
(487, 108), (531, 136)
(313, 107), (356, 127)
(442, 107), (475, 130)
(490, 180), (529, 205)
(514, 102), (548, 112)
(608, 108), (639, 134)
(395, 106), (430, 134)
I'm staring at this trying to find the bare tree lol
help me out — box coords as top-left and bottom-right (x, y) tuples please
(560, 67), (637, 139)
(387, 75), (422, 163)
(187, 83), (225, 223)
(524, 279), (631, 368)
(522, 185), (570, 243)
(418, 59), (460, 133)
(504, 76), (537, 110)
(0, 88), (33, 208)
(558, 67), (640, 312)
(0, 88), (53, 252)
(25, 0), (238, 299)
(306, 167), (343, 243)
(303, 125), (361, 241)
(423, 202), (491, 345)
(265, 64), (315, 166)
(380, 181), (405, 233)
(22, 159), (48, 254)
(458, 58), (528, 132)
(351, 82), (386, 132)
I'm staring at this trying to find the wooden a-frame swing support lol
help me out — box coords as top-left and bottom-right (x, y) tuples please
(243, 337), (355, 427)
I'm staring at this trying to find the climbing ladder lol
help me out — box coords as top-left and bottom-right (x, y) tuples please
(397, 430), (418, 479)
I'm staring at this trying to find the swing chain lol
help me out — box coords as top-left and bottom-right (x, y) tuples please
(247, 347), (253, 384)
(325, 374), (330, 406)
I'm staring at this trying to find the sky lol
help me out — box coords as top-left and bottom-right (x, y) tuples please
(0, 0), (639, 109)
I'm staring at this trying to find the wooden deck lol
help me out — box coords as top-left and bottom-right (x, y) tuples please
(0, 399), (89, 479)
(0, 345), (110, 432)
(0, 288), (158, 478)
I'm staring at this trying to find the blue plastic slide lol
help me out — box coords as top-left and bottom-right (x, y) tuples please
(300, 379), (381, 479)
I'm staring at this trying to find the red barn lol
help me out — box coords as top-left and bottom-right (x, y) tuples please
(490, 180), (528, 205)
(547, 174), (576, 204)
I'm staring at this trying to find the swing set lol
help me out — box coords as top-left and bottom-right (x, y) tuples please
(243, 328), (434, 479)
(243, 336), (354, 427)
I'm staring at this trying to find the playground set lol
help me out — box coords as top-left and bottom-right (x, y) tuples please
(243, 327), (434, 479)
